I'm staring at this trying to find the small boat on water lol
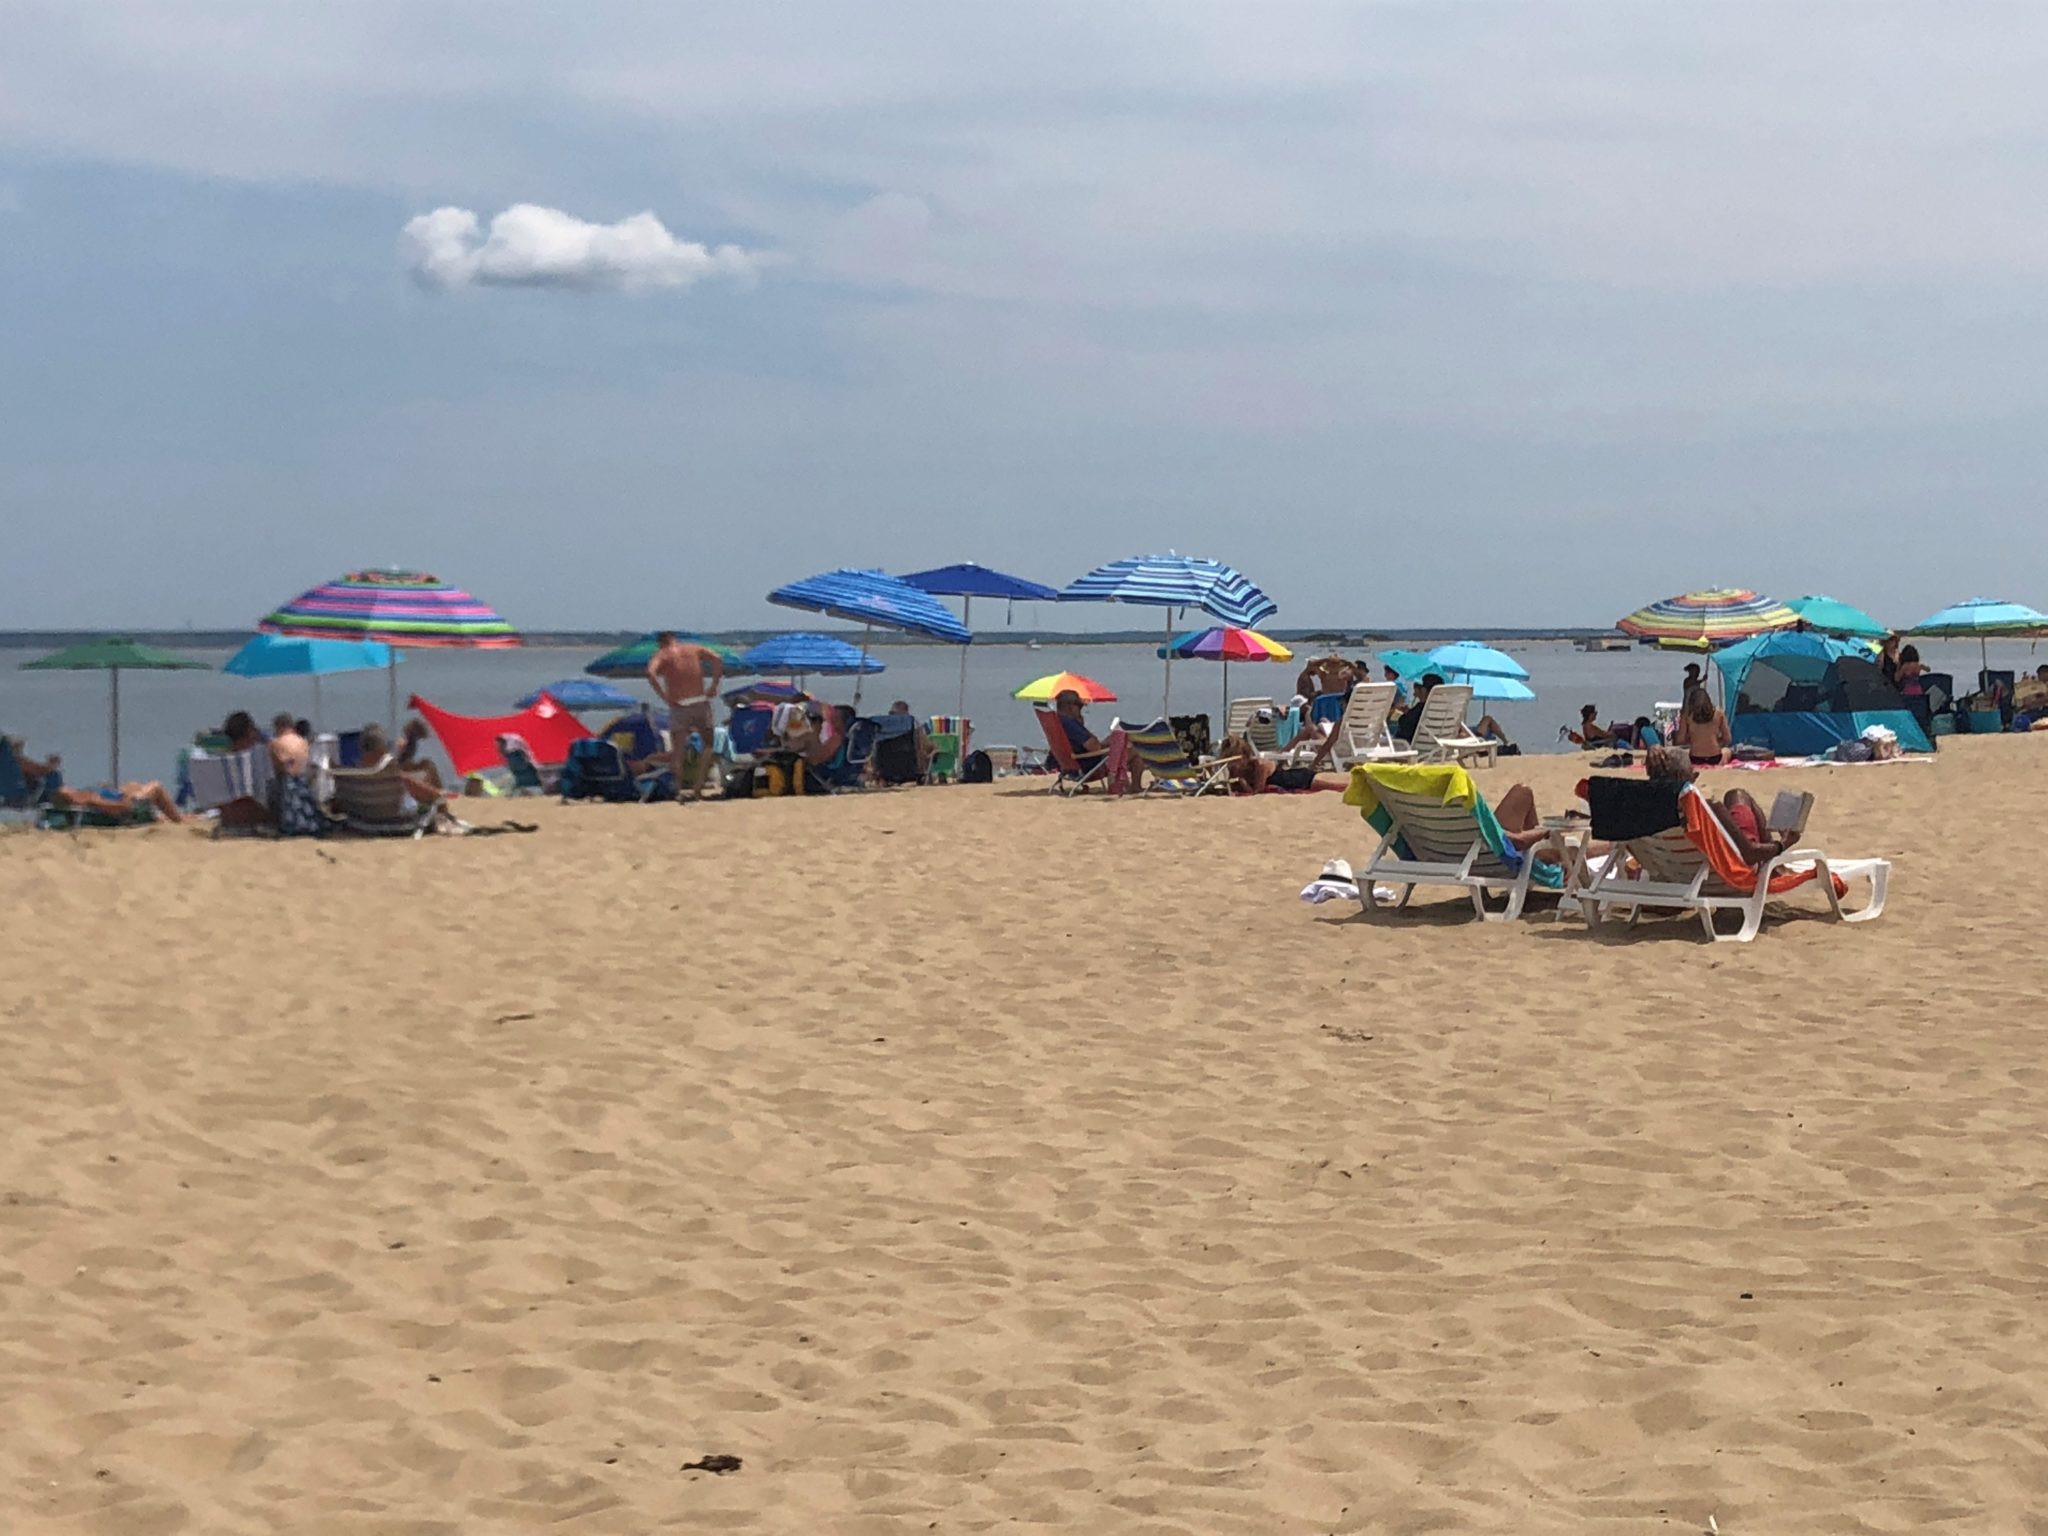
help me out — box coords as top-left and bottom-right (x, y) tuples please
(1576, 635), (1633, 653)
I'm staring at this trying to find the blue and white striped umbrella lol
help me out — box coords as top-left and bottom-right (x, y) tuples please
(1059, 552), (1277, 712)
(768, 569), (964, 705)
(736, 632), (887, 678)
(1059, 553), (1277, 629)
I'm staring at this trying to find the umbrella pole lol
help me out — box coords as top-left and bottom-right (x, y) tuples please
(110, 668), (121, 784)
(1161, 612), (1173, 719)
(957, 596), (971, 724)
(853, 624), (873, 712)
(312, 674), (323, 732)
(1221, 656), (1229, 722)
(387, 654), (399, 732)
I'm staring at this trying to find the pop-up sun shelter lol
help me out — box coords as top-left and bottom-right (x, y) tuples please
(1717, 631), (1931, 755)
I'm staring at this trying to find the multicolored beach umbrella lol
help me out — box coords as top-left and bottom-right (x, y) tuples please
(1616, 589), (1800, 648)
(1059, 553), (1277, 712)
(261, 568), (520, 726)
(1159, 626), (1294, 714)
(1013, 671), (1118, 704)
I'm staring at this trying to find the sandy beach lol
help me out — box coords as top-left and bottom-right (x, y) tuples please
(3, 736), (2043, 1532)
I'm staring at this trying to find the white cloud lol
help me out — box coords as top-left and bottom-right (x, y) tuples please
(400, 203), (765, 293)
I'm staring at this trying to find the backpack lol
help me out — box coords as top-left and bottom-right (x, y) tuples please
(961, 749), (993, 784)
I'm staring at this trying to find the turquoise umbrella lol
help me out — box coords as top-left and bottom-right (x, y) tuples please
(1908, 596), (2048, 677)
(1784, 595), (1888, 640)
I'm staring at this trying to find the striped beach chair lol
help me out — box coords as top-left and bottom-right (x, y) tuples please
(1347, 763), (1558, 921)
(1122, 718), (1231, 795)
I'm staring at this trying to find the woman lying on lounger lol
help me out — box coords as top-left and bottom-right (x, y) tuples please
(1643, 746), (1795, 867)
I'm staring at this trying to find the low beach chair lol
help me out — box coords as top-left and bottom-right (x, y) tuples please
(1123, 718), (1231, 796)
(1034, 708), (1114, 795)
(1579, 779), (1889, 943)
(496, 735), (557, 795)
(0, 737), (55, 824)
(1345, 762), (1560, 921)
(322, 762), (442, 838)
(1328, 682), (1416, 769)
(186, 746), (276, 815)
(1411, 684), (1498, 768)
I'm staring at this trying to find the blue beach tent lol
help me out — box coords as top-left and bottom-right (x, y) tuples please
(1717, 631), (1931, 754)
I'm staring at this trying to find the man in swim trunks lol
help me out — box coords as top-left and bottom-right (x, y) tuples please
(647, 631), (725, 801)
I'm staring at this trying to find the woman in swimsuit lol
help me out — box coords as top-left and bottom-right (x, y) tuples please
(1675, 686), (1730, 767)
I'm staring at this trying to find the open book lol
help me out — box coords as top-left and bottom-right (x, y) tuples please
(1768, 790), (1813, 838)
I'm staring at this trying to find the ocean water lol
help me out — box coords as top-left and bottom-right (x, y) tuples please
(0, 637), (2028, 787)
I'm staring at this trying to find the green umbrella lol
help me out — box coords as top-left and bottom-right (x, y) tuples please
(584, 632), (741, 680)
(21, 638), (210, 782)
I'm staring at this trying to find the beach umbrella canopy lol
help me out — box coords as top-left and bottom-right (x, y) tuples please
(1422, 640), (1536, 701)
(898, 563), (1059, 603)
(21, 637), (209, 782)
(1014, 671), (1118, 704)
(1058, 553), (1277, 712)
(1375, 648), (1435, 681)
(898, 563), (1059, 721)
(736, 632), (887, 679)
(515, 678), (637, 712)
(261, 567), (520, 727)
(1425, 641), (1529, 680)
(583, 632), (741, 679)
(1784, 594), (1889, 640)
(224, 633), (397, 730)
(224, 634), (393, 678)
(769, 570), (968, 707)
(1908, 596), (2048, 675)
(1616, 589), (1800, 647)
(1159, 626), (1295, 714)
(1907, 596), (2048, 636)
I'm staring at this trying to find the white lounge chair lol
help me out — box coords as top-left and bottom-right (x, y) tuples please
(1327, 682), (1417, 768)
(1579, 785), (1889, 943)
(1411, 684), (1498, 768)
(1349, 765), (1556, 922)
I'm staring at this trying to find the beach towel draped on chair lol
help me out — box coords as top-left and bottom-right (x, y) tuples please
(1341, 763), (1561, 920)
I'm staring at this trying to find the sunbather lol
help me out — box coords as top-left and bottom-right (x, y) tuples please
(1491, 783), (1609, 869)
(53, 779), (184, 823)
(395, 718), (447, 795)
(8, 739), (61, 798)
(1642, 745), (1792, 867)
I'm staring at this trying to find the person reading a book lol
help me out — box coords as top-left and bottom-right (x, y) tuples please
(1644, 748), (1803, 867)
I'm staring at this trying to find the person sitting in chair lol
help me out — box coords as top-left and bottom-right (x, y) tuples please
(360, 724), (446, 810)
(1643, 745), (1791, 868)
(1391, 675), (1443, 743)
(1568, 704), (1617, 748)
(889, 700), (936, 776)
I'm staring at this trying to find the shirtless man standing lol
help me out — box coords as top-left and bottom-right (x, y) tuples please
(647, 631), (724, 800)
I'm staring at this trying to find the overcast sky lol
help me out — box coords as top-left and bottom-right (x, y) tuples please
(3, 3), (2043, 632)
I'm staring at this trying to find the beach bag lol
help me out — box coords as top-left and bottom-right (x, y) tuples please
(961, 749), (993, 784)
(1268, 765), (1317, 792)
(1835, 740), (1874, 763)
(722, 764), (755, 799)
(754, 759), (804, 797)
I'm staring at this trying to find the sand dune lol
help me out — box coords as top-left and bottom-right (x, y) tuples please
(3, 738), (2044, 1532)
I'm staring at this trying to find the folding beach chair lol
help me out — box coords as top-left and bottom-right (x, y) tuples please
(322, 762), (443, 838)
(1345, 762), (1560, 921)
(1034, 708), (1115, 795)
(0, 737), (55, 824)
(1410, 684), (1498, 768)
(1579, 779), (1889, 943)
(1326, 682), (1416, 769)
(496, 734), (557, 795)
(1122, 718), (1232, 795)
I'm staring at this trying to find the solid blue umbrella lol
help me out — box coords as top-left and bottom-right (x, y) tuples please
(1424, 640), (1535, 702)
(223, 633), (394, 728)
(516, 678), (637, 712)
(768, 570), (968, 706)
(1058, 552), (1277, 711)
(900, 563), (1060, 720)
(737, 632), (888, 685)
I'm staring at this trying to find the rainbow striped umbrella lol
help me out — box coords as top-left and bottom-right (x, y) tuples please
(1616, 589), (1799, 647)
(261, 568), (520, 726)
(1159, 626), (1294, 714)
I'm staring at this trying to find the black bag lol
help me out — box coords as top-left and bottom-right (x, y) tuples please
(872, 731), (923, 785)
(961, 750), (993, 784)
(1268, 765), (1316, 791)
(722, 764), (755, 799)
